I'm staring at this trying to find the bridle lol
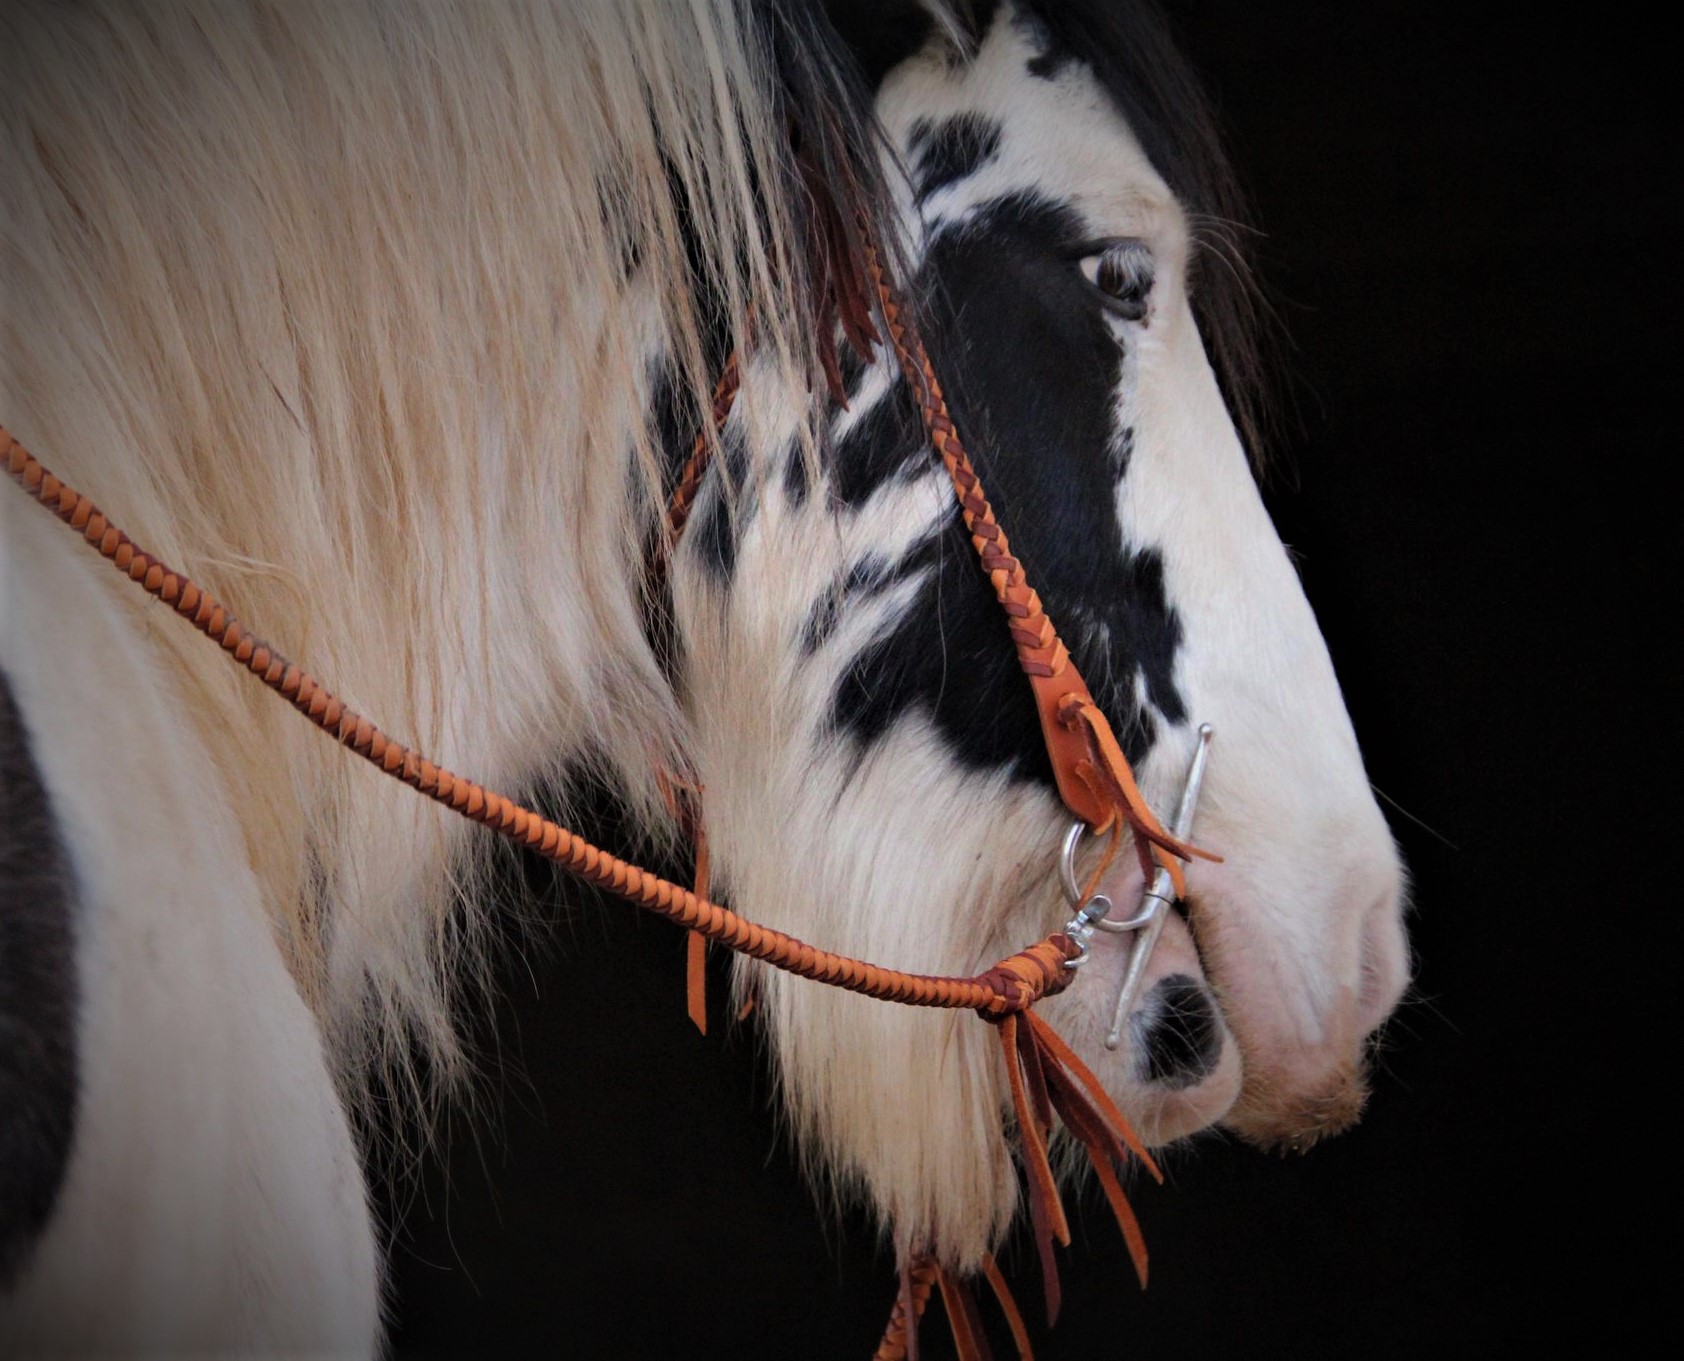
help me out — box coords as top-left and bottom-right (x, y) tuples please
(1, 210), (1219, 1360)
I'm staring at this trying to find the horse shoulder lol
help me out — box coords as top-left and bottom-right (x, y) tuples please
(0, 495), (379, 1353)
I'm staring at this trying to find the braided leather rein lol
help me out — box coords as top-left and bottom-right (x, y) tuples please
(0, 423), (1077, 1018)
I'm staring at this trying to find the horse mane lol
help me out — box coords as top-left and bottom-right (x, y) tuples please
(0, 0), (897, 1128)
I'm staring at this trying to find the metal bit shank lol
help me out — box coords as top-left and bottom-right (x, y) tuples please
(1103, 724), (1212, 1051)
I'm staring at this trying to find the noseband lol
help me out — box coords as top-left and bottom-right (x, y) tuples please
(2, 216), (1218, 1358)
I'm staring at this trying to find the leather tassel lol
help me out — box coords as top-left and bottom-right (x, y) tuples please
(875, 1254), (938, 1361)
(995, 1009), (1166, 1324)
(655, 767), (713, 1034)
(981, 1255), (1034, 1361)
(1022, 1012), (1162, 1177)
(889, 1254), (1034, 1361)
(685, 824), (711, 1035)
(685, 931), (708, 1036)
(935, 1265), (993, 1361)
(1041, 1071), (1150, 1284)
(1021, 1011), (1161, 1286)
(996, 1015), (1070, 1324)
(1072, 1113), (1151, 1287)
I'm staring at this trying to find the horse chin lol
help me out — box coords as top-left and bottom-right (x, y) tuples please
(1178, 857), (1404, 1155)
(1223, 1061), (1371, 1155)
(1217, 976), (1374, 1153)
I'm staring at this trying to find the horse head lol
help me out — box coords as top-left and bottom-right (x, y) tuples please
(672, 0), (1409, 1265)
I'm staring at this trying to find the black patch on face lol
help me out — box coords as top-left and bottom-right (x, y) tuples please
(1010, 0), (1271, 463)
(0, 669), (80, 1289)
(829, 192), (1185, 782)
(1133, 973), (1223, 1089)
(908, 114), (1003, 203)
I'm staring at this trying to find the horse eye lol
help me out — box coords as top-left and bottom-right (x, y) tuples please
(1079, 239), (1154, 322)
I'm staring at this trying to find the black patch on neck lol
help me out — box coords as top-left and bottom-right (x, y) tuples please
(688, 422), (753, 587)
(0, 669), (80, 1289)
(908, 114), (1004, 202)
(801, 554), (899, 656)
(829, 192), (1185, 781)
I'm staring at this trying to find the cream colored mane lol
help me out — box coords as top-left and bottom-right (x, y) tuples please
(2, 0), (819, 1112)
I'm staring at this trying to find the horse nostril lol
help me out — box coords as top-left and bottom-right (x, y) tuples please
(1133, 974), (1223, 1089)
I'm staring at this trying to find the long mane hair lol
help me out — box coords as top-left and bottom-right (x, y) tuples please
(3, 0), (874, 1116)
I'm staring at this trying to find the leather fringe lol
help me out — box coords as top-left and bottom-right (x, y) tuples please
(992, 1009), (1165, 1322)
(882, 1251), (1036, 1361)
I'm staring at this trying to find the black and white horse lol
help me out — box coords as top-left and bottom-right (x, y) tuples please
(0, 1), (1408, 1351)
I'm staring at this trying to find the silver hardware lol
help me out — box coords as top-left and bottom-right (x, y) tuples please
(1060, 816), (1170, 935)
(1103, 723), (1212, 1049)
(1060, 887), (1114, 969)
(1058, 724), (1213, 993)
(1060, 822), (1116, 968)
(1059, 821), (1089, 907)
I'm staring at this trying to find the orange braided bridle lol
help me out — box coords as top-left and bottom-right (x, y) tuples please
(1, 219), (1207, 1358)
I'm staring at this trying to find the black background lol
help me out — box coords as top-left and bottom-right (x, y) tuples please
(383, 4), (1669, 1356)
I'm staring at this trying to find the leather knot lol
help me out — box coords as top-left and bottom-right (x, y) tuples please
(975, 935), (1078, 1018)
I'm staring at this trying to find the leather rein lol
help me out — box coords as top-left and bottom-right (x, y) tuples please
(1, 219), (1213, 1359)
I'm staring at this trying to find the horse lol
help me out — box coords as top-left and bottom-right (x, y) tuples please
(0, 1), (1409, 1352)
